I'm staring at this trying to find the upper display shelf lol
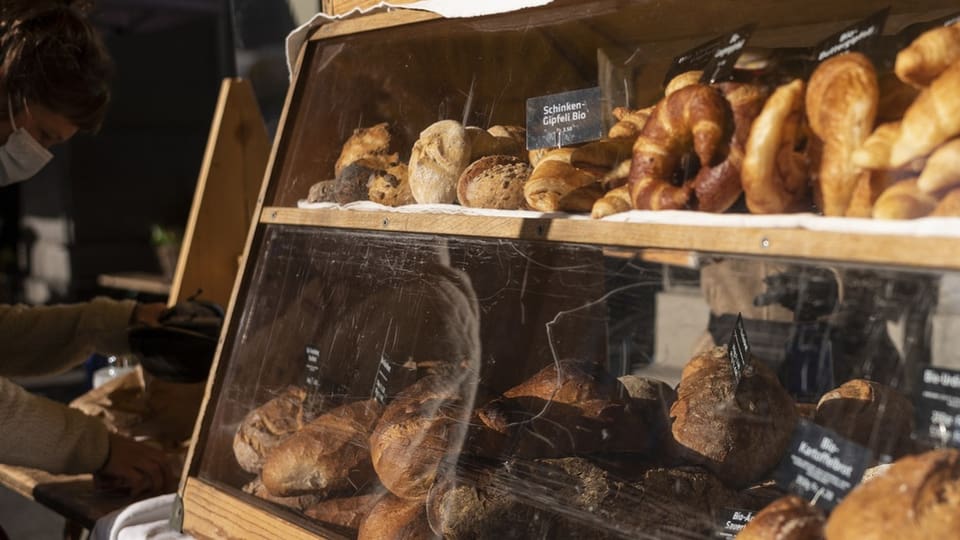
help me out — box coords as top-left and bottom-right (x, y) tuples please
(258, 0), (960, 269)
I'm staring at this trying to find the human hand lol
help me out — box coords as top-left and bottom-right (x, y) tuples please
(130, 302), (168, 327)
(94, 433), (176, 497)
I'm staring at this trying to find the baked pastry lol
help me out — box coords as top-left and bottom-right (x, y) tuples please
(877, 72), (921, 123)
(261, 399), (383, 496)
(737, 495), (825, 540)
(891, 61), (960, 167)
(571, 139), (635, 176)
(242, 477), (323, 511)
(742, 79), (811, 214)
(895, 22), (960, 88)
(465, 126), (525, 161)
(456, 155), (531, 209)
(931, 186), (960, 216)
(670, 346), (798, 487)
(814, 379), (913, 459)
(368, 163), (415, 207)
(665, 70), (704, 97)
(334, 122), (400, 178)
(232, 386), (312, 474)
(608, 106), (653, 139)
(825, 449), (960, 540)
(408, 120), (471, 204)
(844, 169), (901, 218)
(336, 159), (387, 204)
(306, 179), (337, 203)
(303, 494), (381, 530)
(524, 159), (601, 212)
(917, 138), (960, 194)
(369, 372), (472, 500)
(528, 147), (576, 168)
(806, 52), (878, 216)
(590, 185), (632, 218)
(628, 84), (728, 210)
(851, 122), (901, 170)
(872, 178), (938, 219)
(358, 493), (437, 540)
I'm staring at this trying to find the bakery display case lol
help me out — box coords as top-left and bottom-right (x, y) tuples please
(177, 1), (960, 539)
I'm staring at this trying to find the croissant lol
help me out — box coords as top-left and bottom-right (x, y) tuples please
(917, 138), (960, 194)
(609, 106), (653, 139)
(806, 53), (878, 216)
(852, 122), (901, 170)
(895, 22), (960, 88)
(931, 186), (960, 216)
(891, 61), (960, 167)
(877, 72), (921, 123)
(872, 178), (938, 219)
(524, 159), (601, 212)
(845, 169), (900, 218)
(628, 84), (728, 210)
(591, 185), (633, 218)
(665, 70), (704, 97)
(742, 79), (811, 214)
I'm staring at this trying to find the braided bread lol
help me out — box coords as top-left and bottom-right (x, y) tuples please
(742, 79), (811, 214)
(806, 52), (878, 216)
(895, 22), (960, 88)
(628, 84), (728, 210)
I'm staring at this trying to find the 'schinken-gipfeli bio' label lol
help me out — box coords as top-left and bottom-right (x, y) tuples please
(812, 7), (889, 62)
(700, 25), (756, 84)
(915, 366), (960, 448)
(773, 419), (872, 511)
(714, 508), (755, 538)
(304, 345), (321, 390)
(526, 87), (603, 150)
(727, 312), (750, 386)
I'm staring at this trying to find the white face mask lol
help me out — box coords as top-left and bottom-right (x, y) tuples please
(0, 98), (54, 186)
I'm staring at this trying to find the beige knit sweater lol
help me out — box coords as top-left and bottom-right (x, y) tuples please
(0, 297), (136, 473)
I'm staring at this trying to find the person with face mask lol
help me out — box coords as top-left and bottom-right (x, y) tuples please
(0, 3), (175, 501)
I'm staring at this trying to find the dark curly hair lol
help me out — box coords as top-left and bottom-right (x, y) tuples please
(0, 2), (113, 132)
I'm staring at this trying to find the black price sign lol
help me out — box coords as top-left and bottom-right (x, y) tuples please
(304, 345), (322, 390)
(727, 313), (750, 386)
(526, 87), (603, 150)
(915, 366), (960, 448)
(812, 8), (889, 63)
(700, 25), (756, 84)
(714, 508), (755, 538)
(665, 33), (729, 85)
(372, 353), (393, 404)
(773, 419), (872, 511)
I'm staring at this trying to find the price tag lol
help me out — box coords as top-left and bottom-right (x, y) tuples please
(914, 366), (960, 448)
(773, 419), (872, 511)
(664, 33), (729, 85)
(727, 313), (750, 386)
(304, 345), (322, 390)
(713, 508), (755, 538)
(525, 87), (603, 150)
(372, 353), (393, 404)
(700, 25), (756, 84)
(812, 8), (889, 62)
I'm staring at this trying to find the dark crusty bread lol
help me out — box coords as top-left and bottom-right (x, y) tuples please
(737, 495), (825, 540)
(232, 386), (311, 474)
(670, 346), (798, 487)
(261, 399), (382, 496)
(358, 493), (438, 540)
(814, 378), (914, 459)
(825, 448), (960, 540)
(456, 155), (531, 209)
(241, 476), (323, 512)
(303, 493), (381, 531)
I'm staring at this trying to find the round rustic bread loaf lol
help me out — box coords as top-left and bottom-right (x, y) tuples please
(456, 155), (531, 209)
(232, 386), (311, 474)
(358, 492), (438, 540)
(408, 120), (470, 204)
(814, 378), (914, 459)
(825, 448), (960, 540)
(737, 495), (825, 540)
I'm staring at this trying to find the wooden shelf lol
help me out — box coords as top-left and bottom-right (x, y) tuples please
(260, 207), (960, 272)
(97, 272), (172, 296)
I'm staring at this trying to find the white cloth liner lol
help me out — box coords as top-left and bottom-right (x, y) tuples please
(285, 0), (554, 75)
(91, 493), (194, 540)
(296, 200), (960, 239)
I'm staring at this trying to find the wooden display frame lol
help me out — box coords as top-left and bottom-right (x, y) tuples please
(179, 4), (960, 539)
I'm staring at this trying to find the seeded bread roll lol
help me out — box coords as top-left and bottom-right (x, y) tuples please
(737, 495), (825, 540)
(261, 399), (383, 496)
(825, 449), (960, 540)
(670, 346), (798, 487)
(456, 155), (532, 209)
(814, 379), (913, 459)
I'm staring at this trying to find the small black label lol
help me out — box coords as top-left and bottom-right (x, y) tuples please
(372, 353), (393, 404)
(773, 419), (872, 511)
(914, 366), (960, 448)
(813, 8), (889, 62)
(304, 345), (322, 390)
(526, 87), (604, 150)
(700, 25), (756, 84)
(728, 313), (750, 386)
(713, 508), (755, 538)
(664, 33), (729, 85)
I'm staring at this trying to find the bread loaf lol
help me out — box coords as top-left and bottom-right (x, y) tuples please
(670, 346), (798, 487)
(466, 125), (526, 161)
(261, 399), (382, 496)
(825, 449), (960, 540)
(242, 477), (323, 511)
(304, 493), (381, 531)
(358, 493), (437, 540)
(456, 155), (531, 209)
(814, 379), (913, 459)
(232, 386), (311, 474)
(408, 120), (471, 204)
(334, 122), (400, 178)
(368, 162), (415, 207)
(307, 179), (337, 203)
(737, 495), (825, 540)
